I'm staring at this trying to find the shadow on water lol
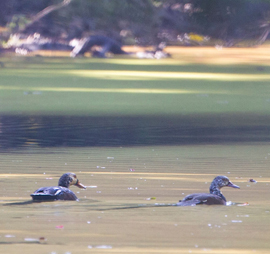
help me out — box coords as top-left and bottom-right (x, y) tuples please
(2, 200), (242, 210)
(0, 242), (43, 245)
(3, 200), (35, 206)
(1, 114), (270, 149)
(90, 202), (242, 211)
(2, 198), (101, 206)
(2, 200), (174, 209)
(93, 203), (177, 211)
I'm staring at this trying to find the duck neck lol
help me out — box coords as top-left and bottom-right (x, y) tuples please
(209, 183), (226, 201)
(58, 174), (70, 188)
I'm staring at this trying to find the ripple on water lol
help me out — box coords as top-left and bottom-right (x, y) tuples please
(88, 245), (112, 249)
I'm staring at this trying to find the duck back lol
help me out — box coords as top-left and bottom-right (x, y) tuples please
(177, 193), (226, 206)
(31, 186), (78, 201)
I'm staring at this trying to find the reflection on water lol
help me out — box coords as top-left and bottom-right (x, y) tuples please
(1, 114), (270, 149)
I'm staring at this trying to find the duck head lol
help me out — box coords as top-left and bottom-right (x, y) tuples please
(58, 173), (86, 189)
(210, 175), (239, 201)
(211, 176), (240, 189)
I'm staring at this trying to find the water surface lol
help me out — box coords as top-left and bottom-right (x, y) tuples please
(1, 144), (270, 254)
(1, 50), (270, 253)
(1, 114), (270, 149)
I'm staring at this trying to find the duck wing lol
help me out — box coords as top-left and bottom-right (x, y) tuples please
(177, 193), (226, 206)
(31, 186), (78, 201)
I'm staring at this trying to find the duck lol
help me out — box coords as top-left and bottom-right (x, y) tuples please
(177, 175), (239, 206)
(31, 173), (86, 201)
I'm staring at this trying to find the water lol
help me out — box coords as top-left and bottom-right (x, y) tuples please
(1, 127), (270, 254)
(1, 50), (270, 253)
(1, 114), (270, 149)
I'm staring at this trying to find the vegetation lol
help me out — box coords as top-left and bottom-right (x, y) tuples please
(1, 0), (270, 46)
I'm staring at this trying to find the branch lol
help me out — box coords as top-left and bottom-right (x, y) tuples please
(19, 0), (72, 32)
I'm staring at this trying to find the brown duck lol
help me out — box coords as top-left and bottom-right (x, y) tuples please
(177, 175), (240, 206)
(31, 173), (86, 201)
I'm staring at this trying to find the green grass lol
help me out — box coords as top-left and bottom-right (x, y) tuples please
(1, 55), (270, 117)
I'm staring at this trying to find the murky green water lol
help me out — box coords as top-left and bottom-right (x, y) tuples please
(1, 55), (270, 253)
(1, 144), (270, 254)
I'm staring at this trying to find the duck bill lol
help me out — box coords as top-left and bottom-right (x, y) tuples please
(75, 180), (86, 189)
(227, 181), (240, 189)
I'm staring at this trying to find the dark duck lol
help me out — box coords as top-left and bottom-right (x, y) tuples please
(177, 176), (239, 206)
(31, 173), (86, 201)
